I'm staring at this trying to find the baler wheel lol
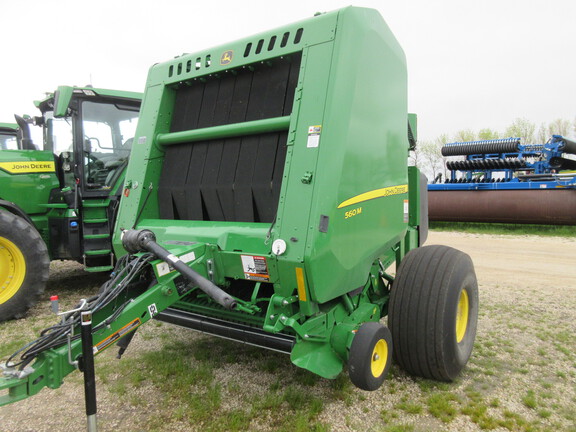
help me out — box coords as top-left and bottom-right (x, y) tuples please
(0, 211), (49, 322)
(348, 322), (393, 391)
(388, 245), (478, 381)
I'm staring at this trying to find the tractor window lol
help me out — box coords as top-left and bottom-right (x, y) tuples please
(0, 132), (18, 150)
(44, 112), (75, 189)
(45, 112), (74, 155)
(80, 100), (139, 190)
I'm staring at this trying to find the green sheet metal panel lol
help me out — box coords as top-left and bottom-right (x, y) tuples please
(0, 150), (60, 215)
(276, 8), (409, 303)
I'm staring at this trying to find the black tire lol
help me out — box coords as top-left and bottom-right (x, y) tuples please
(388, 245), (478, 381)
(0, 211), (50, 322)
(348, 322), (393, 391)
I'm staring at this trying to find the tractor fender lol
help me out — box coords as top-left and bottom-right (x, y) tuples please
(0, 199), (35, 228)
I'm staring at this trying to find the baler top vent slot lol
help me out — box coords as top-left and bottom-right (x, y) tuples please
(169, 54), (213, 77)
(243, 28), (304, 58)
(169, 28), (305, 77)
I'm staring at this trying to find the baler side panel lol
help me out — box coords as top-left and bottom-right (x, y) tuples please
(273, 42), (335, 301)
(303, 9), (410, 303)
(113, 84), (172, 257)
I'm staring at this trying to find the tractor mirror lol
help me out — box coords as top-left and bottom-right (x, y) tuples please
(53, 86), (74, 118)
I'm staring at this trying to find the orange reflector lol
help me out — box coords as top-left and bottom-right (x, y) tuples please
(295, 267), (307, 302)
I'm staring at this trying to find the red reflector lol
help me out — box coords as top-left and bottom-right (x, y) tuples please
(50, 295), (59, 301)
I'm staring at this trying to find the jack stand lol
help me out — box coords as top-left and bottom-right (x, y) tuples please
(80, 311), (98, 432)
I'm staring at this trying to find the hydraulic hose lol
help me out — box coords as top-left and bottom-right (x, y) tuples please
(121, 229), (237, 310)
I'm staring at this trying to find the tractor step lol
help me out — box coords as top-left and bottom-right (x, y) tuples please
(83, 249), (112, 256)
(84, 265), (114, 273)
(83, 234), (110, 239)
(81, 201), (109, 208)
(83, 218), (108, 224)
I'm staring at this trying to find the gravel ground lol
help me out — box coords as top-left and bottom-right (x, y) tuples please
(1, 231), (575, 431)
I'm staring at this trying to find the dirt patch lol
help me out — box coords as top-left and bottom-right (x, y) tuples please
(1, 232), (575, 431)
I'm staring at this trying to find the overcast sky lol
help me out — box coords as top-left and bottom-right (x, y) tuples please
(1, 0), (574, 141)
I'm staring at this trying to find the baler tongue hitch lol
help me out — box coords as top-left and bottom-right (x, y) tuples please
(121, 229), (237, 310)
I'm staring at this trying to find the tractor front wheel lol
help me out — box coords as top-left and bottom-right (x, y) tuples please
(348, 322), (393, 391)
(0, 211), (50, 322)
(388, 245), (478, 381)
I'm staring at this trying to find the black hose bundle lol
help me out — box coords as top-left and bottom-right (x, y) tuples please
(5, 253), (154, 371)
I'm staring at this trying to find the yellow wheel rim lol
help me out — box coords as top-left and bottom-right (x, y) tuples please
(370, 339), (388, 378)
(456, 289), (469, 343)
(0, 236), (26, 304)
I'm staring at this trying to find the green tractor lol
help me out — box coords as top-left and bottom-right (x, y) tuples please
(1, 7), (478, 412)
(0, 87), (141, 322)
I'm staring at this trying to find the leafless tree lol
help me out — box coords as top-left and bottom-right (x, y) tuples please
(505, 118), (536, 143)
(547, 118), (572, 137)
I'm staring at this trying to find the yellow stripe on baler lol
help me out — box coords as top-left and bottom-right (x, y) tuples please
(337, 184), (408, 208)
(295, 267), (307, 302)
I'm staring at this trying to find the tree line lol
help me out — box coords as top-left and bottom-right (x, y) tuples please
(412, 117), (576, 182)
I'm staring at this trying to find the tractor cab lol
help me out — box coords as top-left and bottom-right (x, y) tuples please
(34, 86), (140, 196)
(28, 86), (142, 270)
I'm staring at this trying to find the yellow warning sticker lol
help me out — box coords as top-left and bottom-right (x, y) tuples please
(93, 318), (141, 355)
(295, 267), (307, 302)
(0, 161), (55, 174)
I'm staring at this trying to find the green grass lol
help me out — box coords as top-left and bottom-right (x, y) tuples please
(427, 393), (459, 423)
(0, 337), (29, 359)
(430, 222), (576, 237)
(522, 390), (538, 409)
(395, 400), (423, 414)
(104, 335), (330, 431)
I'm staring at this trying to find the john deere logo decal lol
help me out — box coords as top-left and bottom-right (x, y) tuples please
(0, 161), (55, 174)
(220, 50), (233, 65)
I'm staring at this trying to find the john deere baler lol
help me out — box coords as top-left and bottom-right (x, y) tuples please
(1, 7), (477, 407)
(115, 6), (419, 381)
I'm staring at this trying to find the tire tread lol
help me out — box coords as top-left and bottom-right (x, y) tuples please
(0, 211), (50, 321)
(389, 245), (478, 381)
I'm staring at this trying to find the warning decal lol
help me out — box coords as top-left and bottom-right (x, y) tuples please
(93, 318), (141, 355)
(403, 199), (409, 223)
(155, 251), (196, 277)
(307, 125), (322, 148)
(241, 255), (270, 281)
